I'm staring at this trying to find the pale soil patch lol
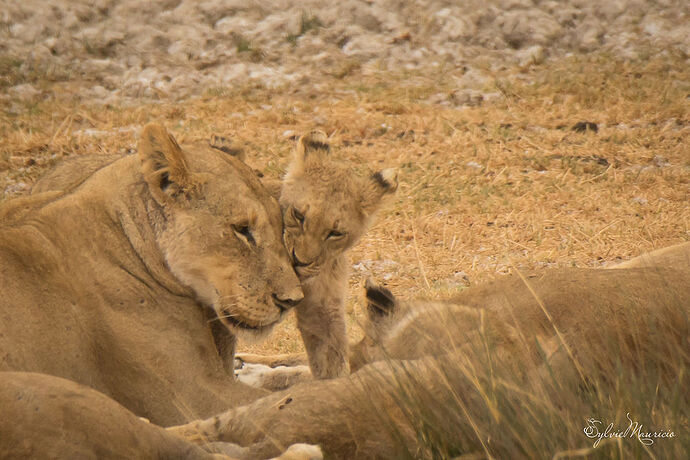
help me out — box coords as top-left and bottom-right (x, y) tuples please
(2, 0), (688, 103)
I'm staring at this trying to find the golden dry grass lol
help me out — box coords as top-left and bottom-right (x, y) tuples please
(1, 52), (688, 354)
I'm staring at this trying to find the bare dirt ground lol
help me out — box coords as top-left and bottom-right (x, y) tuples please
(1, 1), (688, 353)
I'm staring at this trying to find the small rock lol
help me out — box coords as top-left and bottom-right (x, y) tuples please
(427, 93), (449, 105)
(466, 161), (483, 170)
(9, 23), (43, 43)
(453, 271), (470, 285)
(579, 25), (602, 51)
(482, 92), (504, 104)
(652, 155), (669, 167)
(312, 115), (327, 125)
(517, 45), (545, 66)
(8, 84), (40, 100)
(89, 85), (110, 99)
(454, 68), (490, 89)
(451, 89), (484, 106)
(4, 182), (30, 196)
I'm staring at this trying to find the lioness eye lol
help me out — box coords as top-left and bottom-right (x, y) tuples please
(292, 207), (305, 224)
(327, 230), (344, 240)
(233, 225), (255, 245)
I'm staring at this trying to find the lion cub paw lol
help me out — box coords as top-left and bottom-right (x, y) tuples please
(235, 362), (312, 391)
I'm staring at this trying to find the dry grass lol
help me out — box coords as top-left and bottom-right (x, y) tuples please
(363, 280), (689, 460)
(1, 52), (688, 354)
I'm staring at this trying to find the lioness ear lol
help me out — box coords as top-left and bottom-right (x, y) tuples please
(290, 130), (330, 172)
(209, 134), (246, 162)
(361, 168), (398, 214)
(139, 123), (193, 202)
(365, 277), (397, 322)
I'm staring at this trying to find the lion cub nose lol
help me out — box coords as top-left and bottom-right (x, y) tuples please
(271, 290), (304, 311)
(292, 249), (311, 267)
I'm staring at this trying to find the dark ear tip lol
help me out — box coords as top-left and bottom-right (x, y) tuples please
(160, 171), (171, 191)
(209, 134), (245, 158)
(372, 168), (398, 193)
(365, 277), (397, 318)
(299, 130), (330, 153)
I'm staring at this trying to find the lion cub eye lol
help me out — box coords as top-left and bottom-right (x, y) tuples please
(326, 230), (345, 240)
(233, 224), (255, 245)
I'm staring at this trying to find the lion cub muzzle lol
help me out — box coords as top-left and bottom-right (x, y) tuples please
(289, 250), (318, 279)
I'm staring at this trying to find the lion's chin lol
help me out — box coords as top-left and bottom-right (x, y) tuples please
(217, 308), (282, 343)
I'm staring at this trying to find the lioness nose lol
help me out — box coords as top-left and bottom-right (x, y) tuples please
(272, 291), (304, 311)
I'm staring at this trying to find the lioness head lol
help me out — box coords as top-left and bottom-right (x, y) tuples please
(281, 131), (398, 279)
(139, 124), (303, 337)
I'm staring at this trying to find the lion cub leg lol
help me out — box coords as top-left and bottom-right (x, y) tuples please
(295, 270), (350, 379)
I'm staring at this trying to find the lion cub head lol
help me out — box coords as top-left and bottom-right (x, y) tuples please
(280, 131), (397, 279)
(139, 124), (303, 338)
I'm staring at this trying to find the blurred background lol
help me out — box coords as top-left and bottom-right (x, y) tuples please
(2, 0), (688, 104)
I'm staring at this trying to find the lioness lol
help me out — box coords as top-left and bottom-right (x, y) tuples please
(1, 371), (223, 459)
(171, 263), (690, 459)
(1, 371), (322, 460)
(0, 124), (303, 426)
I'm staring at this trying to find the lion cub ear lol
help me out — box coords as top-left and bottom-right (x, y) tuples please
(361, 168), (398, 214)
(290, 130), (330, 172)
(139, 123), (194, 203)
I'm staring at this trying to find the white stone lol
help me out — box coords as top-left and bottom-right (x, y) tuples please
(8, 84), (40, 100)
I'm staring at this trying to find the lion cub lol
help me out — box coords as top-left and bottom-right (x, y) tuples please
(278, 131), (397, 378)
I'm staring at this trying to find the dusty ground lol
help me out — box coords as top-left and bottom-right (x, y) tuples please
(1, 1), (688, 353)
(2, 0), (689, 103)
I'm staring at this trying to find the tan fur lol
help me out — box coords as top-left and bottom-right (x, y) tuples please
(31, 153), (124, 194)
(0, 123), (304, 426)
(279, 131), (397, 379)
(1, 371), (322, 459)
(170, 261), (690, 459)
(352, 266), (690, 371)
(608, 241), (690, 269)
(0, 372), (223, 459)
